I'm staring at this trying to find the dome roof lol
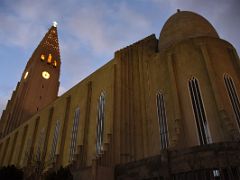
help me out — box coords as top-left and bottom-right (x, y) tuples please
(158, 11), (219, 50)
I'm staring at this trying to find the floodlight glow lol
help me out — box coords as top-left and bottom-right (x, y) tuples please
(53, 21), (58, 27)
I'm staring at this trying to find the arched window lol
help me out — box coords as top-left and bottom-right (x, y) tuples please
(69, 107), (80, 162)
(50, 120), (61, 162)
(224, 74), (240, 128)
(156, 92), (169, 149)
(96, 92), (105, 155)
(188, 77), (211, 145)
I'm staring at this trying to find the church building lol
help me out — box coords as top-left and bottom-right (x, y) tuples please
(0, 11), (240, 179)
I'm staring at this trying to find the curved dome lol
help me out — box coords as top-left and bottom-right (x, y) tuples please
(158, 11), (219, 50)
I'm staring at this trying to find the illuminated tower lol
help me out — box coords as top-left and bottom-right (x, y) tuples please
(0, 22), (61, 137)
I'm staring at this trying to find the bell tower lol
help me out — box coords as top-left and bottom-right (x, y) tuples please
(0, 22), (61, 137)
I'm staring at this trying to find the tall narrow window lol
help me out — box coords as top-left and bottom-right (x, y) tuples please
(156, 92), (169, 149)
(50, 120), (61, 162)
(189, 77), (211, 145)
(69, 107), (80, 162)
(224, 74), (240, 128)
(96, 92), (105, 155)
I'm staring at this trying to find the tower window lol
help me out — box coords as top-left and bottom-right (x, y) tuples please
(156, 92), (169, 149)
(224, 74), (240, 129)
(50, 120), (61, 162)
(24, 71), (29, 79)
(188, 77), (211, 145)
(47, 54), (52, 64)
(96, 92), (105, 155)
(53, 60), (57, 67)
(40, 54), (45, 61)
(69, 107), (80, 162)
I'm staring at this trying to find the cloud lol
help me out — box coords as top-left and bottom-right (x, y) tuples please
(141, 0), (240, 54)
(167, 0), (240, 53)
(0, 0), (239, 103)
(0, 0), (62, 50)
(0, 0), (154, 93)
(65, 1), (151, 54)
(0, 0), (152, 52)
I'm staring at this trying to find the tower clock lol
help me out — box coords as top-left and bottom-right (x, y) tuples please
(1, 23), (61, 135)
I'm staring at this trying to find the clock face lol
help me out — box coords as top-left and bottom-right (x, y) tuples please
(42, 71), (50, 79)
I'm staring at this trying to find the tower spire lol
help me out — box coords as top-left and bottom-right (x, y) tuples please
(0, 23), (61, 137)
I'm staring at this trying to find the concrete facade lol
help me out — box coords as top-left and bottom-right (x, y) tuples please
(0, 11), (240, 179)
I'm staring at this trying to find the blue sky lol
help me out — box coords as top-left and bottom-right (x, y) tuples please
(0, 0), (240, 116)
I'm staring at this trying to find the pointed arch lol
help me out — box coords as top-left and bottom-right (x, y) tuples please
(188, 77), (211, 145)
(69, 107), (80, 162)
(96, 91), (105, 155)
(156, 92), (169, 149)
(50, 120), (61, 162)
(223, 73), (240, 129)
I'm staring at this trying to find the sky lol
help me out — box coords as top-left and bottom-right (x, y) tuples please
(0, 0), (240, 116)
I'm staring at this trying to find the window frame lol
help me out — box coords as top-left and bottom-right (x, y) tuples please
(223, 73), (240, 129)
(69, 107), (80, 162)
(188, 77), (212, 145)
(96, 92), (105, 155)
(156, 92), (169, 150)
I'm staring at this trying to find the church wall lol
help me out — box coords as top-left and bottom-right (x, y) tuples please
(0, 128), (14, 166)
(154, 37), (240, 150)
(44, 95), (74, 168)
(2, 136), (11, 166)
(7, 131), (18, 165)
(0, 115), (34, 167)
(18, 117), (39, 167)
(0, 59), (115, 169)
(113, 35), (159, 164)
(203, 38), (240, 140)
(52, 96), (69, 167)
(147, 51), (178, 154)
(167, 38), (224, 147)
(30, 59), (117, 168)
(84, 60), (115, 166)
(56, 82), (89, 167)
